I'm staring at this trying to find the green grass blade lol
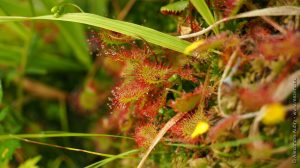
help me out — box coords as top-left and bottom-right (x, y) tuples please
(0, 13), (191, 54)
(190, 0), (218, 34)
(15, 137), (117, 158)
(0, 132), (134, 140)
(85, 149), (139, 168)
(211, 136), (262, 149)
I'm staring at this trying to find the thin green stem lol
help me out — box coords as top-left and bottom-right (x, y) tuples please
(211, 136), (263, 149)
(16, 137), (116, 158)
(62, 3), (85, 13)
(16, 34), (31, 116)
(85, 149), (140, 168)
(59, 100), (69, 131)
(29, 0), (36, 16)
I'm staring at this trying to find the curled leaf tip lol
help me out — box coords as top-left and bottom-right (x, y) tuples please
(191, 121), (209, 138)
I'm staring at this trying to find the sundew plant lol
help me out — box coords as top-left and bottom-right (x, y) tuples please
(0, 0), (300, 167)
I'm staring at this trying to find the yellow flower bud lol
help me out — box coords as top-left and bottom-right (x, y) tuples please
(191, 121), (209, 138)
(261, 103), (286, 125)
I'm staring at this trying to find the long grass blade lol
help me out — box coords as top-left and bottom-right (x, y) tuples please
(211, 136), (262, 149)
(85, 149), (139, 168)
(0, 132), (134, 140)
(0, 13), (191, 54)
(16, 137), (116, 158)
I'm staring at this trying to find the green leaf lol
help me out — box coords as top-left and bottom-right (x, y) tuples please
(0, 140), (20, 162)
(0, 132), (133, 140)
(0, 80), (2, 104)
(160, 1), (189, 14)
(212, 136), (262, 149)
(190, 0), (218, 34)
(18, 156), (41, 168)
(85, 149), (139, 168)
(0, 107), (9, 121)
(171, 94), (201, 113)
(0, 13), (191, 54)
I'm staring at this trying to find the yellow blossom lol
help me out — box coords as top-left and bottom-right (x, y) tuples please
(191, 121), (209, 138)
(261, 103), (287, 125)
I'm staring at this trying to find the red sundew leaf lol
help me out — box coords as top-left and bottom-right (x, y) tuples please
(136, 90), (167, 118)
(247, 24), (271, 42)
(194, 33), (228, 52)
(161, 10), (182, 16)
(109, 103), (131, 130)
(213, 0), (241, 17)
(111, 47), (148, 63)
(112, 81), (151, 104)
(175, 67), (197, 82)
(238, 85), (275, 111)
(221, 47), (237, 65)
(135, 123), (158, 148)
(135, 61), (171, 84)
(169, 111), (209, 143)
(137, 100), (162, 118)
(207, 115), (239, 142)
(259, 32), (300, 60)
(100, 30), (134, 45)
(190, 18), (202, 32)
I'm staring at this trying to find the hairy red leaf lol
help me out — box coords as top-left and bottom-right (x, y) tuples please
(135, 123), (158, 148)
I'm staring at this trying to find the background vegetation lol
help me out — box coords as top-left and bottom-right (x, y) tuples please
(0, 0), (299, 168)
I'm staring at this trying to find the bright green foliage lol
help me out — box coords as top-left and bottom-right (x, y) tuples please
(0, 140), (20, 162)
(0, 107), (21, 165)
(18, 156), (41, 168)
(190, 0), (218, 34)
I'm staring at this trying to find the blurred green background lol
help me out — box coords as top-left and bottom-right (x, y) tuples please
(0, 0), (176, 167)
